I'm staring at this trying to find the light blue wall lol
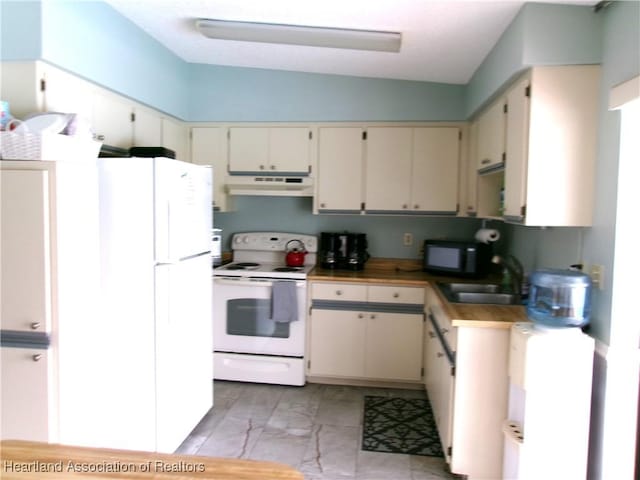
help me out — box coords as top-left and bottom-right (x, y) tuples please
(0, 1), (42, 60)
(215, 197), (489, 258)
(465, 3), (603, 117)
(0, 1), (190, 118)
(188, 64), (466, 121)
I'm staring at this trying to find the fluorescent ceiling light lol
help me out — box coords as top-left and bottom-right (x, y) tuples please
(195, 19), (401, 53)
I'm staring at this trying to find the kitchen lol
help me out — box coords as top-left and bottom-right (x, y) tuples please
(0, 0), (638, 479)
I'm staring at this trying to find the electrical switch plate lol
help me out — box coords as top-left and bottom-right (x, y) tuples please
(589, 264), (604, 290)
(403, 233), (413, 246)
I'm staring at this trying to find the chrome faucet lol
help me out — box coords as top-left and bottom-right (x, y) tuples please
(492, 254), (524, 297)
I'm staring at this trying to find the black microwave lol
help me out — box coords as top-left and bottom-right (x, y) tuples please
(423, 240), (492, 277)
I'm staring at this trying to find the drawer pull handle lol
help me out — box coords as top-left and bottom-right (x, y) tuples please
(393, 292), (399, 298)
(441, 328), (449, 334)
(428, 331), (436, 338)
(436, 352), (445, 358)
(358, 313), (364, 319)
(370, 314), (376, 319)
(32, 354), (42, 362)
(481, 158), (491, 165)
(30, 322), (41, 330)
(335, 290), (343, 296)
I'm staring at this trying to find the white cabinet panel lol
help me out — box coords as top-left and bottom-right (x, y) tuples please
(476, 99), (506, 171)
(365, 312), (423, 381)
(92, 90), (133, 148)
(368, 285), (424, 304)
(0, 169), (51, 333)
(1, 348), (56, 442)
(412, 127), (460, 213)
(312, 282), (367, 302)
(191, 126), (232, 211)
(365, 127), (413, 212)
(162, 117), (189, 161)
(133, 107), (162, 147)
(309, 309), (366, 378)
(317, 127), (364, 212)
(228, 127), (310, 174)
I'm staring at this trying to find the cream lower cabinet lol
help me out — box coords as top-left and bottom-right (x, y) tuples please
(1, 348), (57, 442)
(308, 282), (424, 383)
(424, 284), (511, 480)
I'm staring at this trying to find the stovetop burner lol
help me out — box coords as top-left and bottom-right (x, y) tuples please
(234, 262), (260, 267)
(273, 266), (303, 272)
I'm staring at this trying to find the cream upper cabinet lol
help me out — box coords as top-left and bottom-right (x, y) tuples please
(161, 117), (189, 161)
(316, 127), (364, 213)
(476, 99), (506, 172)
(503, 65), (600, 226)
(364, 127), (460, 214)
(191, 126), (232, 212)
(132, 107), (162, 147)
(462, 122), (479, 216)
(411, 127), (460, 214)
(92, 90), (134, 149)
(364, 127), (413, 212)
(228, 127), (311, 174)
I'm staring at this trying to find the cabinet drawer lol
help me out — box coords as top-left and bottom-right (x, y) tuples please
(312, 283), (367, 302)
(368, 285), (424, 304)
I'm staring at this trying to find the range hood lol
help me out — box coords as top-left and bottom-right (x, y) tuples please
(225, 175), (314, 197)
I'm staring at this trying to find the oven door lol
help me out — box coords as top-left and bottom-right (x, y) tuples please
(213, 277), (306, 357)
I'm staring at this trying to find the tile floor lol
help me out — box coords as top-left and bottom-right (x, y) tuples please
(177, 381), (459, 480)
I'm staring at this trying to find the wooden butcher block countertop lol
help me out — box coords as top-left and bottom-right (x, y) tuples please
(309, 258), (528, 328)
(0, 440), (304, 480)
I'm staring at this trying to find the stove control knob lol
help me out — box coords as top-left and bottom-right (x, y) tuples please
(242, 236), (250, 244)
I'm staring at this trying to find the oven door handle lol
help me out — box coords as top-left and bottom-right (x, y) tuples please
(214, 278), (306, 288)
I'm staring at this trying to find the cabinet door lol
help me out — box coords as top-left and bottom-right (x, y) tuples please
(228, 127), (269, 173)
(317, 127), (364, 212)
(365, 127), (412, 212)
(162, 118), (189, 162)
(42, 66), (93, 123)
(476, 100), (506, 171)
(269, 127), (311, 174)
(132, 107), (162, 147)
(411, 127), (460, 213)
(365, 312), (423, 381)
(191, 127), (231, 211)
(464, 122), (479, 215)
(503, 77), (530, 221)
(1, 347), (56, 442)
(92, 90), (133, 148)
(309, 309), (365, 378)
(0, 169), (51, 333)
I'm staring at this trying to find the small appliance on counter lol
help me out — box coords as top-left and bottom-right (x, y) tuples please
(526, 268), (592, 328)
(423, 239), (492, 277)
(319, 232), (369, 270)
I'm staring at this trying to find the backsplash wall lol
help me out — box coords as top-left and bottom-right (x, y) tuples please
(214, 196), (490, 259)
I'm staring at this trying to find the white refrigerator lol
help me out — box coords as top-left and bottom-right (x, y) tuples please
(95, 156), (213, 453)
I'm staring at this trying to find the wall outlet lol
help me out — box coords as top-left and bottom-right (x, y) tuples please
(589, 264), (604, 290)
(403, 233), (413, 246)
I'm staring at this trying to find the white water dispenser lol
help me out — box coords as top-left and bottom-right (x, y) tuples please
(502, 322), (594, 479)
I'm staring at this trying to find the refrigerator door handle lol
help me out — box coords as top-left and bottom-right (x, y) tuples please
(156, 251), (211, 266)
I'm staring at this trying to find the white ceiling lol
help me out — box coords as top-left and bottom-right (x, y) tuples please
(104, 0), (597, 84)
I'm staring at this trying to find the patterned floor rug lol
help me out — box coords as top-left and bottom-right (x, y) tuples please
(362, 396), (444, 457)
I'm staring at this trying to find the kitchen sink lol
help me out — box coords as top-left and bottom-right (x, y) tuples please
(436, 282), (520, 305)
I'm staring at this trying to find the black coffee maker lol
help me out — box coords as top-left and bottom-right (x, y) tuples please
(320, 232), (369, 270)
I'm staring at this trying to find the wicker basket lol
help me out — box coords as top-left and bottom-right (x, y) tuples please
(0, 132), (101, 161)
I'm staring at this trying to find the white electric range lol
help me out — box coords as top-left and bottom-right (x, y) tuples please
(212, 232), (317, 386)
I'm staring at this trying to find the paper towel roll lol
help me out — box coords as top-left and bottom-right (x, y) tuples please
(475, 228), (500, 244)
